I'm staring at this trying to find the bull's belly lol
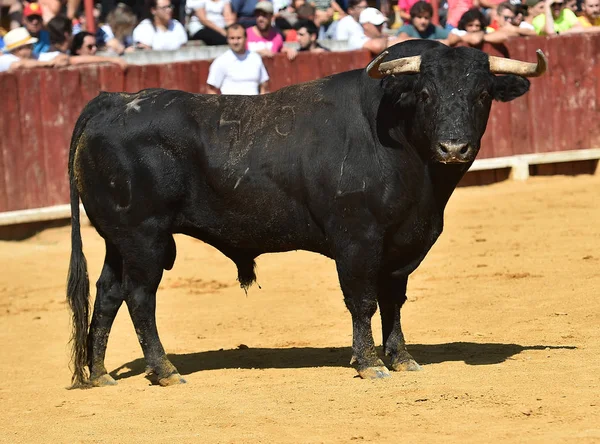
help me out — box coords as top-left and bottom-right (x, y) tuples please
(174, 197), (330, 256)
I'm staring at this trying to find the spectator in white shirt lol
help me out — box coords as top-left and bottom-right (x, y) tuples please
(207, 23), (269, 95)
(133, 0), (188, 50)
(187, 0), (236, 45)
(335, 0), (388, 54)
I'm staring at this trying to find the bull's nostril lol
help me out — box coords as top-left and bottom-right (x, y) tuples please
(460, 145), (469, 155)
(439, 144), (448, 154)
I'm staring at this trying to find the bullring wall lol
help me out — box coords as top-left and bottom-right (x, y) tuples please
(0, 33), (598, 213)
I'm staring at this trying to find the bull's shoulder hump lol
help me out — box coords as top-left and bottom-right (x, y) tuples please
(274, 77), (331, 99)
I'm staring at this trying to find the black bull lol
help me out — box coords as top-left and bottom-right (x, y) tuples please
(66, 41), (546, 387)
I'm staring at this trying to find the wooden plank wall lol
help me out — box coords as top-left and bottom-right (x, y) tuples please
(0, 34), (598, 213)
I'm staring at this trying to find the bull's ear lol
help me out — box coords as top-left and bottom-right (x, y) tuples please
(396, 91), (416, 108)
(492, 75), (530, 102)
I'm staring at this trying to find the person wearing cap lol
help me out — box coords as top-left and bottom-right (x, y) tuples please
(579, 0), (600, 27)
(247, 1), (298, 60)
(336, 0), (388, 53)
(22, 2), (52, 57)
(0, 27), (68, 72)
(397, 2), (461, 44)
(533, 0), (583, 34)
(359, 7), (388, 38)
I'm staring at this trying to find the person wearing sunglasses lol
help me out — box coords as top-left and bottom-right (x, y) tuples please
(38, 15), (127, 69)
(490, 2), (537, 35)
(70, 31), (99, 55)
(533, 0), (583, 34)
(133, 0), (188, 50)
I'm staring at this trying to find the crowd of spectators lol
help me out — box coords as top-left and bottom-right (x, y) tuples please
(1, 0), (599, 85)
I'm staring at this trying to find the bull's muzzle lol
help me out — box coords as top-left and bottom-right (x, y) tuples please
(436, 141), (473, 164)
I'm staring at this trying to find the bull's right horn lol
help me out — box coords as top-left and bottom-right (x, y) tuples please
(488, 49), (547, 77)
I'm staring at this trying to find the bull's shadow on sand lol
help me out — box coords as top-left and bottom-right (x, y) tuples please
(110, 342), (576, 381)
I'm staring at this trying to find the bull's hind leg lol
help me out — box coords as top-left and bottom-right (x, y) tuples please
(120, 222), (185, 386)
(378, 275), (421, 372)
(87, 241), (124, 386)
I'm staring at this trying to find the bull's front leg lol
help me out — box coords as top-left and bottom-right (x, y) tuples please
(378, 274), (421, 371)
(335, 253), (390, 379)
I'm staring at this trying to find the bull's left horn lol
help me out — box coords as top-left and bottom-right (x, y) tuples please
(367, 53), (421, 78)
(366, 51), (389, 79)
(488, 49), (547, 78)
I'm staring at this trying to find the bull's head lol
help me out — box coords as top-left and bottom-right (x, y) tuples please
(367, 42), (547, 164)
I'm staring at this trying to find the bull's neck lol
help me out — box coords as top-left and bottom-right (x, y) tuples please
(428, 162), (471, 210)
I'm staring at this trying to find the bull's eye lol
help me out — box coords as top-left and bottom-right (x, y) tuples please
(478, 91), (491, 102)
(419, 90), (430, 103)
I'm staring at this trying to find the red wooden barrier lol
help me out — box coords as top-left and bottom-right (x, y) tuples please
(0, 72), (21, 211)
(0, 34), (599, 214)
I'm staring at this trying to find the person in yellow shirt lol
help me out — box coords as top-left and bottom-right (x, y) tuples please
(578, 0), (600, 27)
(532, 0), (584, 34)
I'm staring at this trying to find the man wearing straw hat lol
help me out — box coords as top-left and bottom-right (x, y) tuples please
(0, 27), (68, 73)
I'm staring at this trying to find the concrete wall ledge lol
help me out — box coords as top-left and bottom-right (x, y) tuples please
(113, 40), (353, 65)
(469, 148), (600, 181)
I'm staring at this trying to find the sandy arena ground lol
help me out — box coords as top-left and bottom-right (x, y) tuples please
(0, 174), (599, 443)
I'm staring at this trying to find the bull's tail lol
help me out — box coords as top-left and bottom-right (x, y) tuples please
(66, 113), (92, 389)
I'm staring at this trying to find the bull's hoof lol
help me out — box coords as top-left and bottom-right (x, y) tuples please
(158, 372), (187, 387)
(391, 359), (422, 372)
(357, 366), (391, 379)
(91, 373), (117, 387)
